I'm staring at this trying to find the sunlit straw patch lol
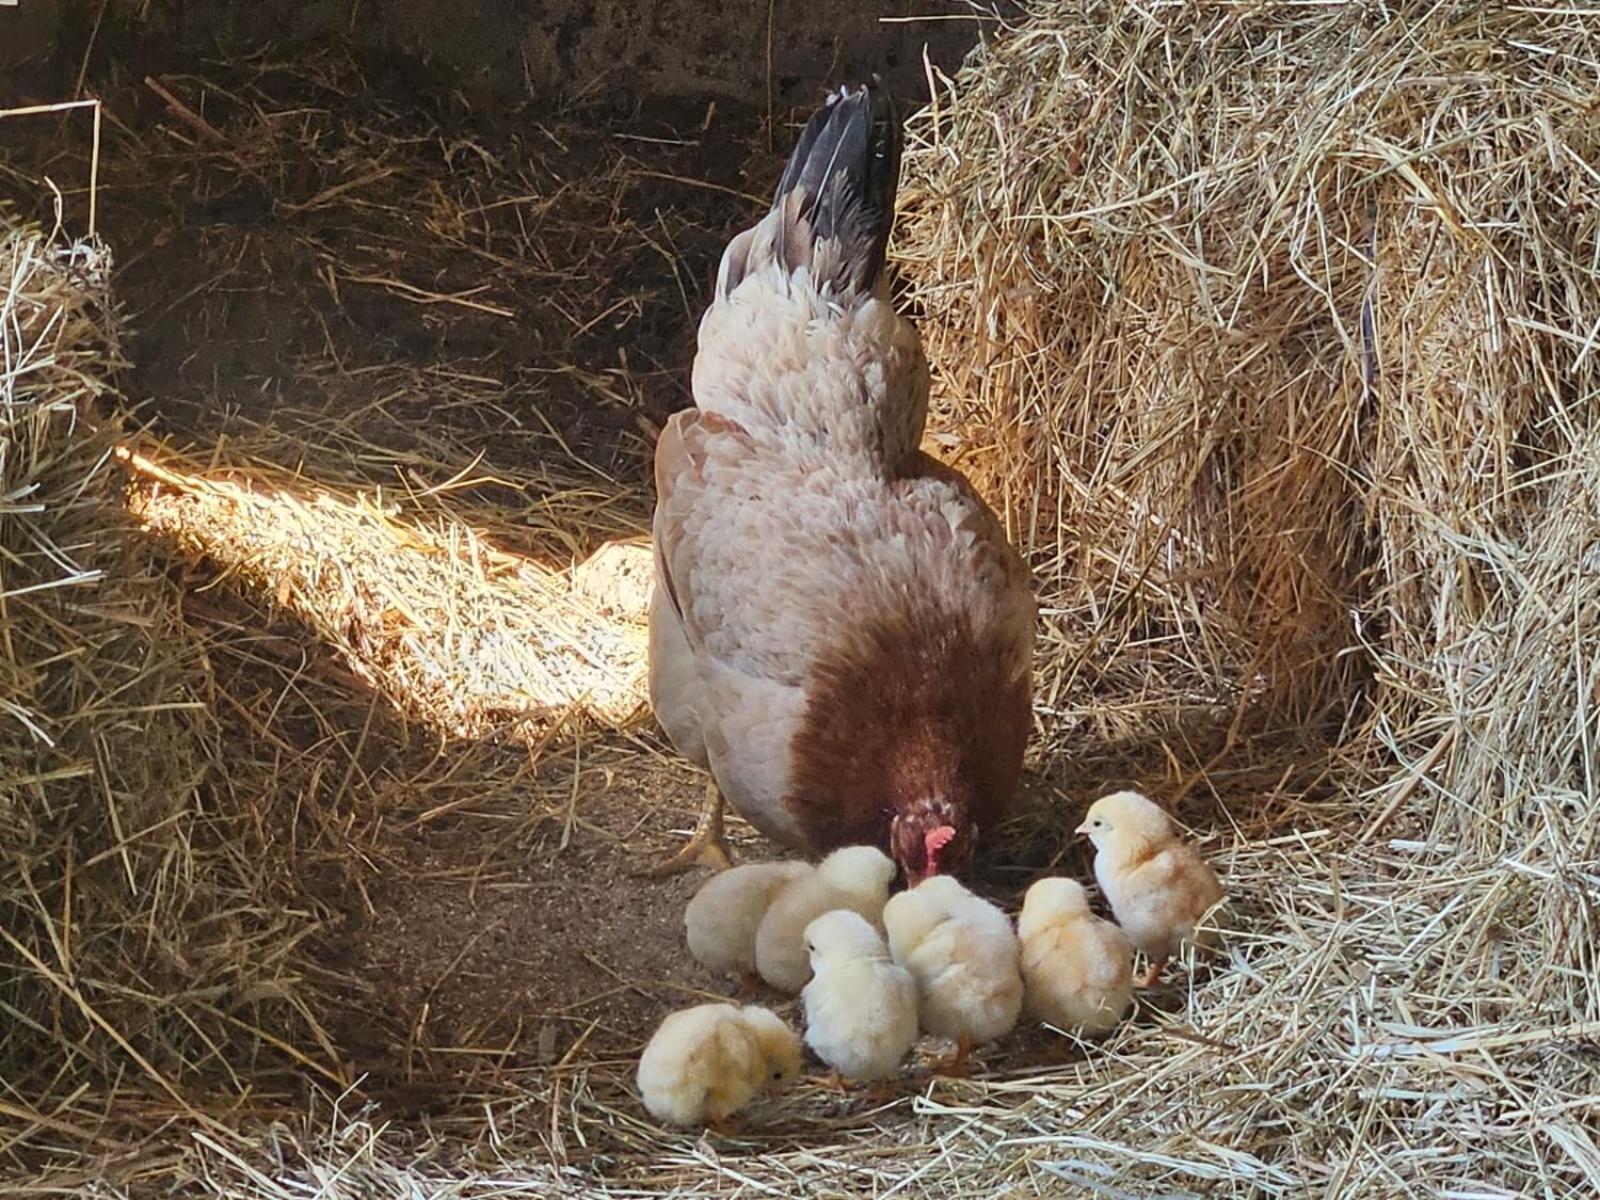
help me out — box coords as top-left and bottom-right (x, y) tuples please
(121, 444), (652, 736)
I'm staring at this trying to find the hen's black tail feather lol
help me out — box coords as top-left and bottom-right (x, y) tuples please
(771, 79), (903, 296)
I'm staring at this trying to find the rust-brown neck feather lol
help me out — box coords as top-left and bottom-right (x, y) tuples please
(784, 603), (1030, 859)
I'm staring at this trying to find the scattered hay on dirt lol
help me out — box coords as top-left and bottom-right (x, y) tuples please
(120, 439), (651, 737)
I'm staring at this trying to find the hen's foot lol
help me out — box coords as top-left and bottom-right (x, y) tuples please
(646, 780), (733, 877)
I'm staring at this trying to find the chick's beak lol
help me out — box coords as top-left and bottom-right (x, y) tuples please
(1073, 822), (1091, 837)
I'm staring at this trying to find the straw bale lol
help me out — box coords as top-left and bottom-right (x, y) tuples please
(881, 4), (1600, 1189)
(896, 3), (1600, 806)
(0, 216), (324, 1142)
(898, 1), (1600, 752)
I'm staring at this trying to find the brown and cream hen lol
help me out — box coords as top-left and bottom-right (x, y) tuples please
(647, 81), (1035, 885)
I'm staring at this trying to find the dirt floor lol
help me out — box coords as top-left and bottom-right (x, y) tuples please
(56, 47), (793, 1082)
(0, 28), (1275, 1137)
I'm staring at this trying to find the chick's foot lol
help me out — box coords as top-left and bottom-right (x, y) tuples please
(805, 1068), (850, 1094)
(935, 1033), (974, 1078)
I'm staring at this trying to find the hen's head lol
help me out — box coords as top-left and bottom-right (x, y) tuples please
(890, 797), (974, 887)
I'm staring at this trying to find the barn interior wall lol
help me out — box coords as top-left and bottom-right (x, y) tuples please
(5, 1), (1004, 110)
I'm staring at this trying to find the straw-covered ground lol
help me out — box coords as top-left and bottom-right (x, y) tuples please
(1, 2), (1598, 1197)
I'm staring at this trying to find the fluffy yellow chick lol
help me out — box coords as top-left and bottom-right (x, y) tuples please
(800, 909), (919, 1087)
(636, 1002), (802, 1128)
(882, 874), (1022, 1072)
(1076, 790), (1226, 986)
(685, 860), (814, 992)
(1017, 877), (1134, 1036)
(755, 845), (896, 993)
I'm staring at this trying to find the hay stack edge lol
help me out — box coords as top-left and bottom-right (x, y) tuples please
(0, 217), (329, 1152)
(0, 1), (1597, 1196)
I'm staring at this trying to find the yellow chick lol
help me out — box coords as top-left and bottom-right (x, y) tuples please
(800, 910), (919, 1087)
(685, 860), (814, 993)
(1017, 877), (1134, 1036)
(636, 1002), (802, 1128)
(1075, 790), (1226, 986)
(881, 874), (1023, 1072)
(755, 845), (896, 993)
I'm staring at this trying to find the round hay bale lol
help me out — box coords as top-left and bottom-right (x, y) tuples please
(897, 3), (1600, 762)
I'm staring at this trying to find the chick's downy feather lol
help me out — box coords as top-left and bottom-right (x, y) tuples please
(800, 910), (918, 1082)
(636, 1003), (800, 1127)
(882, 875), (1022, 1046)
(647, 81), (1035, 883)
(1017, 877), (1134, 1035)
(685, 860), (814, 978)
(1078, 791), (1226, 966)
(754, 845), (895, 993)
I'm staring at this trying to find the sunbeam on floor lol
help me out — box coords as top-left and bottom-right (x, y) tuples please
(119, 442), (653, 737)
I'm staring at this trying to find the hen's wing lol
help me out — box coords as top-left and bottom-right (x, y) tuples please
(653, 409), (820, 845)
(898, 451), (1036, 675)
(648, 532), (708, 765)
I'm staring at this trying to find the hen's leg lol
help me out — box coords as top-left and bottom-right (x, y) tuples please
(647, 777), (734, 877)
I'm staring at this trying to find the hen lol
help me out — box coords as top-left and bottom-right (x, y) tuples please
(648, 80), (1035, 884)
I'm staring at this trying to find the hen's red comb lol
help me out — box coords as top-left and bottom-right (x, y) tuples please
(924, 825), (957, 864)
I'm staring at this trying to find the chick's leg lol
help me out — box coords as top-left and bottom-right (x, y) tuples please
(804, 1068), (850, 1094)
(735, 970), (761, 1002)
(864, 1080), (903, 1105)
(937, 1033), (974, 1078)
(647, 777), (734, 877)
(1139, 956), (1169, 989)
